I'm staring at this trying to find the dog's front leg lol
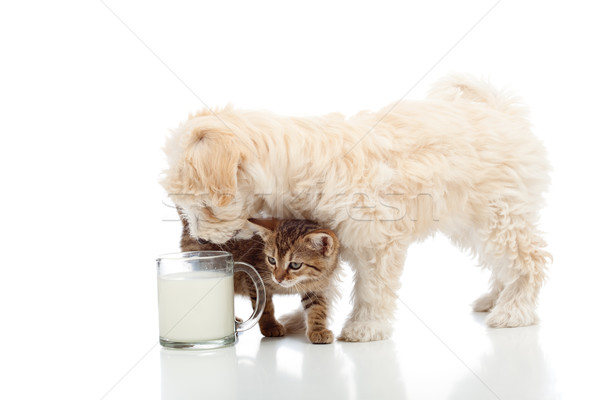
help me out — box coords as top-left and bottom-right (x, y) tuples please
(339, 243), (407, 342)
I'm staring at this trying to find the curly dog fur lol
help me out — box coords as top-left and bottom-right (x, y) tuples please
(161, 74), (551, 341)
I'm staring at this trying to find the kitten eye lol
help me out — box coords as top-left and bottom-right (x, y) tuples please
(267, 257), (276, 265)
(288, 262), (303, 270)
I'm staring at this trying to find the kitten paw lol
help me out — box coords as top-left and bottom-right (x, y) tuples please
(307, 328), (334, 344)
(338, 320), (392, 342)
(260, 321), (287, 337)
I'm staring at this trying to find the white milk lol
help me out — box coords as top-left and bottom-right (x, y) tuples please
(158, 270), (234, 342)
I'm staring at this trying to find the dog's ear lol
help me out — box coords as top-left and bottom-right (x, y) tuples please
(248, 218), (280, 239)
(304, 229), (339, 257)
(182, 128), (243, 207)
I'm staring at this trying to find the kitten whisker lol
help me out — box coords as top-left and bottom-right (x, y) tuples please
(296, 281), (318, 306)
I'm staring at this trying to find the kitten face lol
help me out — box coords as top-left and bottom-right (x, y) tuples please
(250, 219), (340, 290)
(263, 246), (319, 288)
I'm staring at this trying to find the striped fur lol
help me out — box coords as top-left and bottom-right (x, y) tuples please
(179, 210), (340, 343)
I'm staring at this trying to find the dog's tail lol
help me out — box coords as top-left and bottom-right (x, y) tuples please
(428, 73), (526, 116)
(279, 308), (306, 334)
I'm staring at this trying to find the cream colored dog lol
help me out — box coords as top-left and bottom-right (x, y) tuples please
(161, 74), (551, 342)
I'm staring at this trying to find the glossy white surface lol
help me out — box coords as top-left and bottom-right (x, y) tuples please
(86, 248), (599, 400)
(1, 1), (598, 399)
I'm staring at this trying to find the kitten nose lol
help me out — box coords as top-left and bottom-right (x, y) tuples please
(274, 270), (285, 283)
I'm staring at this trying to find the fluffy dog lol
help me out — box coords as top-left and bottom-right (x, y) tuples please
(161, 74), (551, 342)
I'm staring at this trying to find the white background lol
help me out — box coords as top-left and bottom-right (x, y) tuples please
(0, 1), (598, 399)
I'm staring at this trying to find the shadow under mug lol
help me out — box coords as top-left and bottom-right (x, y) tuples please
(156, 251), (266, 350)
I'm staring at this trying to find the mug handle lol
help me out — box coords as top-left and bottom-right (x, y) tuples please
(234, 262), (266, 332)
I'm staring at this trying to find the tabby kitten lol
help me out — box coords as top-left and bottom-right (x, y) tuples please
(178, 210), (340, 344)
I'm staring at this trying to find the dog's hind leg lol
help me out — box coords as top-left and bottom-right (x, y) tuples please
(477, 201), (551, 328)
(472, 281), (503, 312)
(338, 242), (408, 342)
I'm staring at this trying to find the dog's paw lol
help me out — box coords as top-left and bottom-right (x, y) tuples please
(260, 321), (287, 337)
(338, 320), (392, 342)
(472, 292), (497, 312)
(307, 328), (334, 344)
(486, 307), (538, 328)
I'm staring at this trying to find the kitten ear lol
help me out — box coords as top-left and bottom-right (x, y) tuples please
(248, 218), (280, 231)
(305, 229), (339, 257)
(248, 218), (280, 239)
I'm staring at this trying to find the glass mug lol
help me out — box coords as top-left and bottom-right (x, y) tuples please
(156, 251), (266, 349)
